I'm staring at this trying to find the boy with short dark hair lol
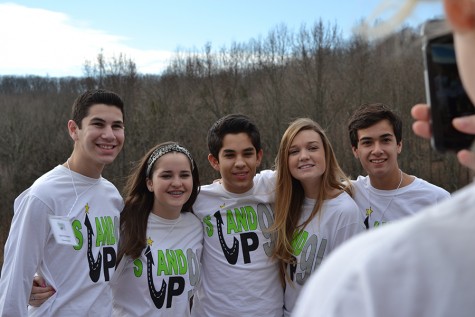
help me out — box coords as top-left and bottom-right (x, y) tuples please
(191, 113), (283, 316)
(0, 89), (125, 316)
(348, 103), (450, 229)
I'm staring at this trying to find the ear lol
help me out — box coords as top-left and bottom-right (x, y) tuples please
(146, 178), (153, 192)
(208, 154), (220, 172)
(67, 120), (78, 141)
(443, 0), (475, 32)
(256, 149), (263, 167)
(352, 146), (359, 159)
(397, 140), (403, 154)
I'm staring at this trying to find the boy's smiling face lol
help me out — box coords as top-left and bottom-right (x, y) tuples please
(352, 119), (401, 182)
(208, 132), (263, 194)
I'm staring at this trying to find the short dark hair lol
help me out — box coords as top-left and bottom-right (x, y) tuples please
(348, 103), (402, 148)
(207, 114), (262, 160)
(72, 89), (124, 128)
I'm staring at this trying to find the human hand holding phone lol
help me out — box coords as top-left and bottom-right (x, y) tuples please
(422, 19), (475, 152)
(412, 102), (475, 170)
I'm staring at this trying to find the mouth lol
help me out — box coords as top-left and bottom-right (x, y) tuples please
(370, 159), (386, 164)
(168, 191), (185, 197)
(298, 164), (315, 170)
(98, 144), (116, 150)
(233, 171), (248, 179)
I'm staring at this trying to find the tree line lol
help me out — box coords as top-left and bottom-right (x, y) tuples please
(0, 20), (469, 264)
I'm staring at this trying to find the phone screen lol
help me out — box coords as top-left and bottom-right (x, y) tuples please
(424, 31), (475, 152)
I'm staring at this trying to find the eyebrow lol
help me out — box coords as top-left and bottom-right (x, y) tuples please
(90, 117), (124, 125)
(359, 133), (394, 142)
(222, 147), (255, 154)
(159, 169), (191, 174)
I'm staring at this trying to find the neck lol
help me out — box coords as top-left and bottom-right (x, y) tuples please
(370, 169), (403, 190)
(64, 156), (102, 179)
(151, 205), (182, 220)
(301, 178), (321, 200)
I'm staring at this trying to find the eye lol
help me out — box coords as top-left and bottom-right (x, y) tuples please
(180, 172), (191, 178)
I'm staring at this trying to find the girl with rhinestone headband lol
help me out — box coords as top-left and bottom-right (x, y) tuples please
(111, 141), (203, 316)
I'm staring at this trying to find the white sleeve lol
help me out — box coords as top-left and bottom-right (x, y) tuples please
(331, 201), (365, 250)
(0, 194), (50, 316)
(254, 169), (277, 192)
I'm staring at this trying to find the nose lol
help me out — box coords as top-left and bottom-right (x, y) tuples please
(102, 125), (116, 140)
(372, 142), (383, 155)
(299, 149), (309, 161)
(234, 155), (246, 168)
(171, 176), (182, 187)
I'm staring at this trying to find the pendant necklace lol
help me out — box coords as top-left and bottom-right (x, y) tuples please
(364, 169), (403, 229)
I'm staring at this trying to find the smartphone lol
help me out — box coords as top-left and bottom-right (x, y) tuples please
(422, 19), (475, 152)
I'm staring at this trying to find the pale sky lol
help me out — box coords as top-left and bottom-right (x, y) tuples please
(0, 0), (444, 77)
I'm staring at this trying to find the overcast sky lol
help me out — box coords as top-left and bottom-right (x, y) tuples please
(0, 0), (444, 77)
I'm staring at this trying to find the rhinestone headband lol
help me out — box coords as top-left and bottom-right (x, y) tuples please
(145, 144), (195, 177)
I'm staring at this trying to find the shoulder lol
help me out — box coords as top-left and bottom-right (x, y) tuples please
(197, 182), (223, 199)
(254, 169), (276, 182)
(99, 177), (122, 195)
(410, 177), (451, 198)
(352, 175), (368, 184)
(253, 169), (276, 193)
(324, 192), (360, 222)
(29, 165), (65, 188)
(326, 191), (358, 210)
(183, 212), (202, 227)
(18, 166), (66, 203)
(351, 175), (368, 190)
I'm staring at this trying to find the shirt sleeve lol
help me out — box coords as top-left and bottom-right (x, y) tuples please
(0, 193), (51, 316)
(331, 198), (365, 250)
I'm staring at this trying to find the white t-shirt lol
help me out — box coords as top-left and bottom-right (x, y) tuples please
(191, 173), (283, 317)
(293, 181), (475, 317)
(111, 212), (203, 317)
(352, 175), (450, 228)
(283, 192), (364, 316)
(0, 165), (123, 316)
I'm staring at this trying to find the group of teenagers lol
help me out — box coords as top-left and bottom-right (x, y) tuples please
(0, 88), (450, 316)
(3, 0), (475, 315)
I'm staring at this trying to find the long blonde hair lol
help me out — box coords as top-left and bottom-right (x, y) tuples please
(271, 118), (352, 284)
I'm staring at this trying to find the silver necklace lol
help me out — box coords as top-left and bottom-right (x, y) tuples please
(65, 158), (100, 217)
(364, 169), (403, 229)
(66, 158), (79, 217)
